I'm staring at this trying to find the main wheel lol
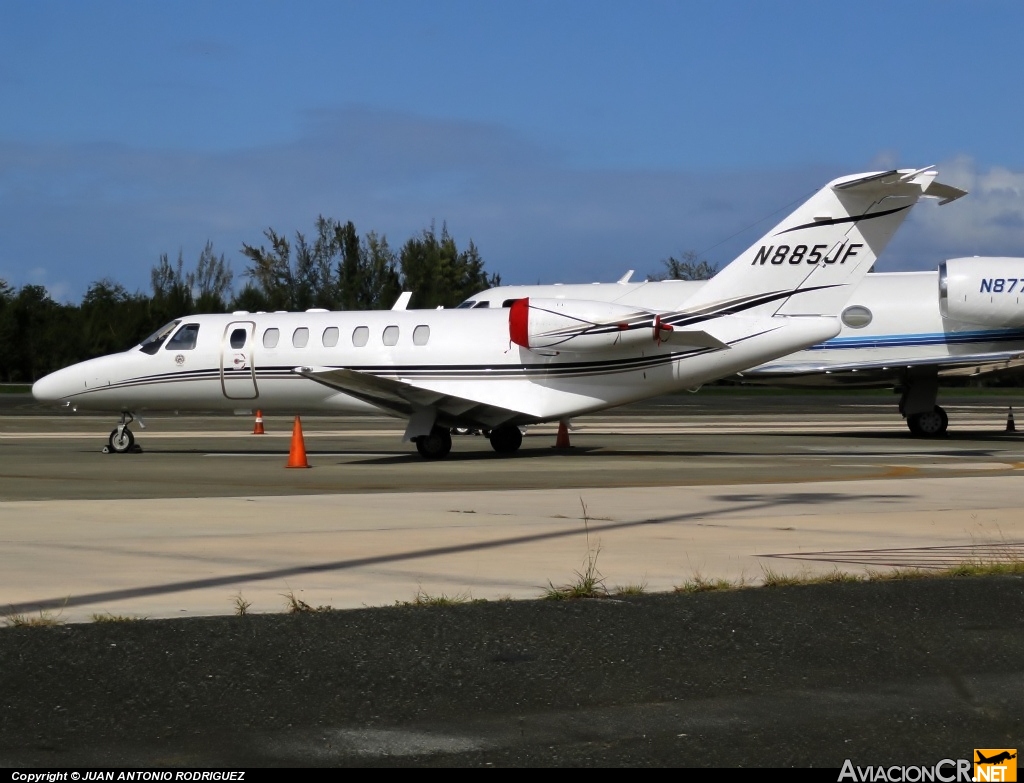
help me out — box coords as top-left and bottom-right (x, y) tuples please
(108, 427), (135, 453)
(414, 427), (452, 460)
(907, 406), (948, 437)
(488, 424), (523, 454)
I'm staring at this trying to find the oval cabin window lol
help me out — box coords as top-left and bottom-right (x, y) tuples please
(292, 327), (309, 348)
(322, 327), (339, 347)
(352, 326), (369, 347)
(263, 328), (280, 349)
(413, 325), (430, 346)
(382, 325), (399, 346)
(841, 305), (873, 329)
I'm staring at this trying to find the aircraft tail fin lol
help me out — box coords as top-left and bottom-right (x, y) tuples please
(682, 168), (966, 318)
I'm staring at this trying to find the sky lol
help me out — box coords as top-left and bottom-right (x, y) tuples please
(2, 0), (1024, 302)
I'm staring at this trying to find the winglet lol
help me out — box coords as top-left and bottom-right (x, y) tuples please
(391, 292), (413, 311)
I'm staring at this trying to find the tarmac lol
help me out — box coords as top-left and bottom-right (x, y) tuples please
(1, 389), (1022, 767)
(1, 390), (1023, 622)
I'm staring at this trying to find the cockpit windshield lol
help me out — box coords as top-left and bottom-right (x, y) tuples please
(138, 320), (181, 355)
(455, 300), (476, 308)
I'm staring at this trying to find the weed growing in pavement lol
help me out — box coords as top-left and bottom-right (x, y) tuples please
(232, 593), (252, 616)
(281, 590), (333, 613)
(760, 565), (807, 588)
(90, 613), (146, 623)
(613, 581), (648, 596)
(542, 498), (608, 601)
(396, 588), (478, 607)
(675, 573), (738, 593)
(3, 609), (65, 627)
(946, 560), (1024, 576)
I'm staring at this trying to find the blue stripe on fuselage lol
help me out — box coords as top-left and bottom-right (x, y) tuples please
(807, 328), (1024, 351)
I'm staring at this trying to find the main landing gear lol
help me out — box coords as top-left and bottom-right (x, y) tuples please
(414, 427), (453, 460)
(488, 424), (523, 454)
(906, 405), (949, 437)
(103, 412), (142, 454)
(899, 370), (948, 437)
(412, 424), (525, 459)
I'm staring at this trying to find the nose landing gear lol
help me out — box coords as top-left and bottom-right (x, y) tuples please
(102, 412), (143, 454)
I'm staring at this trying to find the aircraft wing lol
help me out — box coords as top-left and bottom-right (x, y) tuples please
(293, 366), (532, 431)
(738, 349), (1024, 387)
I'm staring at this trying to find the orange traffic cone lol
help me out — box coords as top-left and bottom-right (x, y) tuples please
(253, 409), (265, 435)
(554, 420), (572, 449)
(286, 416), (310, 468)
(1006, 407), (1016, 433)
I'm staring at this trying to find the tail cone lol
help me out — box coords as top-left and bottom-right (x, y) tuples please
(286, 416), (310, 468)
(253, 410), (265, 435)
(554, 420), (572, 449)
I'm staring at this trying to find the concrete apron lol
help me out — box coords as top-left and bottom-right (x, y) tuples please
(2, 475), (1021, 623)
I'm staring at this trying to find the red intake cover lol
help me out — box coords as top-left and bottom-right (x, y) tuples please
(509, 297), (530, 347)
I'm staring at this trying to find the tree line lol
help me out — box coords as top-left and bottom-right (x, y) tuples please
(0, 211), (720, 383)
(0, 219), (500, 382)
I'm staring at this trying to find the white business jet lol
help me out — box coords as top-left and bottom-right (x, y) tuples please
(464, 254), (1023, 437)
(32, 168), (962, 458)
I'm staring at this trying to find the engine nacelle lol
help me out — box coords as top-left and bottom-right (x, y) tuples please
(508, 297), (660, 352)
(940, 257), (1024, 327)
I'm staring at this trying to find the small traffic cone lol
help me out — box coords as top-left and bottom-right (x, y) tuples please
(554, 420), (572, 449)
(252, 409), (265, 435)
(286, 416), (310, 468)
(1006, 407), (1016, 433)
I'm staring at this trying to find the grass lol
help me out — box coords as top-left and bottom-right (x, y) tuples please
(282, 590), (333, 614)
(542, 498), (608, 601)
(232, 593), (252, 616)
(613, 581), (648, 596)
(675, 574), (740, 593)
(396, 588), (477, 607)
(3, 610), (65, 627)
(90, 612), (145, 623)
(946, 560), (1024, 576)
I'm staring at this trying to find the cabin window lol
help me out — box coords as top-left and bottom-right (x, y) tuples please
(841, 305), (873, 329)
(229, 328), (247, 349)
(382, 325), (399, 346)
(352, 326), (369, 347)
(165, 323), (200, 351)
(322, 326), (339, 347)
(413, 325), (430, 345)
(139, 320), (180, 355)
(292, 327), (309, 348)
(263, 328), (280, 349)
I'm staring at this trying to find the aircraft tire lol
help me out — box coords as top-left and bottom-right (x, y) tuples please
(415, 427), (452, 460)
(108, 427), (135, 454)
(488, 425), (523, 454)
(907, 406), (948, 437)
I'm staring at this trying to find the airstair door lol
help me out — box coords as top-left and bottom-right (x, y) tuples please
(221, 321), (259, 400)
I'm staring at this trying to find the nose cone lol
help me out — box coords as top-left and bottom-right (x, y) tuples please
(32, 366), (82, 404)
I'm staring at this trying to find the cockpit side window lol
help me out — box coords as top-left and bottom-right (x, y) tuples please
(472, 301), (490, 308)
(456, 300), (476, 309)
(165, 323), (200, 351)
(139, 320), (181, 355)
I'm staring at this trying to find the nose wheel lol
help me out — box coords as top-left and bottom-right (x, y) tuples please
(102, 413), (143, 454)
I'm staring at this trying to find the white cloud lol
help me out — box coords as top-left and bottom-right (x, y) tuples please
(880, 156), (1024, 271)
(12, 109), (1016, 299)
